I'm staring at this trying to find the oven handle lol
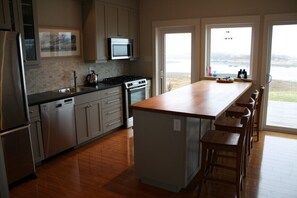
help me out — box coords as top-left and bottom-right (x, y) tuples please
(129, 86), (146, 92)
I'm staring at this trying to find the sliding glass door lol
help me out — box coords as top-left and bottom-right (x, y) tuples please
(263, 22), (297, 132)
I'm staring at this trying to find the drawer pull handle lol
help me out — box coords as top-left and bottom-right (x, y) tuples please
(106, 99), (120, 104)
(106, 91), (119, 95)
(106, 109), (120, 115)
(107, 119), (121, 126)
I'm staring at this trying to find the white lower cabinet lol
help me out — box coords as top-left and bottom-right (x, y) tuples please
(29, 105), (45, 164)
(74, 86), (124, 145)
(75, 91), (102, 144)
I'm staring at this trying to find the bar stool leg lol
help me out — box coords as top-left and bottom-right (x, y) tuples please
(236, 151), (242, 198)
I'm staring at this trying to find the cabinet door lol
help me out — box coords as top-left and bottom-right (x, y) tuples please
(129, 9), (139, 59)
(17, 0), (40, 66)
(88, 100), (102, 138)
(118, 7), (129, 37)
(29, 105), (45, 164)
(0, 0), (11, 29)
(75, 103), (91, 144)
(95, 1), (107, 62)
(30, 116), (45, 164)
(106, 6), (129, 38)
(82, 0), (107, 63)
(106, 5), (118, 37)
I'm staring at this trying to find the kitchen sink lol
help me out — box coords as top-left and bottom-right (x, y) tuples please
(54, 86), (95, 94)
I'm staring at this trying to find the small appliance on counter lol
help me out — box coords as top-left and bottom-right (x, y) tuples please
(86, 70), (98, 85)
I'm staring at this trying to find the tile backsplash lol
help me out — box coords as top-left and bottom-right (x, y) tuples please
(25, 57), (130, 95)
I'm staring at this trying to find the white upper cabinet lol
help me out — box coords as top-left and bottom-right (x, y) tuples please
(82, 0), (107, 63)
(105, 5), (130, 38)
(129, 9), (139, 59)
(82, 0), (139, 63)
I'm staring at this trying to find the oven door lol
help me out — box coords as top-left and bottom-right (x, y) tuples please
(127, 85), (147, 119)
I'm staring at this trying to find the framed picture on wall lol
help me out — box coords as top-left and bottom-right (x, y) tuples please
(39, 27), (80, 57)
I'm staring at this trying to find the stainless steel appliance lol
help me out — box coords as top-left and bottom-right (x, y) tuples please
(107, 38), (133, 60)
(0, 31), (35, 186)
(40, 98), (76, 158)
(86, 70), (98, 85)
(101, 76), (148, 128)
(124, 79), (148, 128)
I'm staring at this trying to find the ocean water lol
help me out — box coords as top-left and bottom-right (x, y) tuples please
(166, 59), (297, 82)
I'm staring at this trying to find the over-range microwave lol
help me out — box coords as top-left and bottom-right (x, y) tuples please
(108, 38), (133, 60)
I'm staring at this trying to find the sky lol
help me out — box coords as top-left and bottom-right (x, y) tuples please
(211, 27), (252, 55)
(164, 24), (297, 58)
(272, 24), (297, 57)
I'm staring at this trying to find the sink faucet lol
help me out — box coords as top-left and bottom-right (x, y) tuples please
(73, 70), (77, 89)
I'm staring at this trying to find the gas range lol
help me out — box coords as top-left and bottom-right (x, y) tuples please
(102, 75), (147, 89)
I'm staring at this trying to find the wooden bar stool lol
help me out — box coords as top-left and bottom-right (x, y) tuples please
(225, 90), (259, 153)
(214, 98), (255, 177)
(222, 97), (256, 155)
(253, 86), (265, 142)
(198, 108), (251, 198)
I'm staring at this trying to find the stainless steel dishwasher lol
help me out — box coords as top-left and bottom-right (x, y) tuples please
(40, 97), (77, 158)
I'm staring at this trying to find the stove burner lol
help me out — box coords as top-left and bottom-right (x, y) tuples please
(101, 75), (145, 84)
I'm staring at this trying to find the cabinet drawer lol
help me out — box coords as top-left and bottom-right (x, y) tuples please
(102, 94), (122, 109)
(102, 106), (123, 123)
(75, 91), (101, 105)
(29, 105), (40, 118)
(103, 117), (123, 133)
(101, 86), (122, 98)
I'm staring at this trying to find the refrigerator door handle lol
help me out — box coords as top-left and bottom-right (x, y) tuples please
(0, 124), (30, 137)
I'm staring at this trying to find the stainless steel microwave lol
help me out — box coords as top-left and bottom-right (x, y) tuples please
(108, 38), (133, 60)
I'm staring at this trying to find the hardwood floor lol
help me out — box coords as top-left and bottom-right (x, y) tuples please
(9, 129), (297, 198)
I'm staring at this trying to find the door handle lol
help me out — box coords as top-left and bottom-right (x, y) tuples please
(266, 74), (272, 84)
(0, 124), (30, 136)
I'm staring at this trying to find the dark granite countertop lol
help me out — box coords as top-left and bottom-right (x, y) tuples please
(28, 83), (122, 106)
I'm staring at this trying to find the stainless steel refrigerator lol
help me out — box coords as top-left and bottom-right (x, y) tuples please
(0, 31), (35, 187)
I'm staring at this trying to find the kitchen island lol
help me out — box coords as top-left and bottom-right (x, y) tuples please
(131, 80), (252, 192)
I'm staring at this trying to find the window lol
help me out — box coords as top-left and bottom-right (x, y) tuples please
(208, 27), (252, 77)
(201, 16), (260, 79)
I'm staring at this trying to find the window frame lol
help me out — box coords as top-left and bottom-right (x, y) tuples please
(201, 16), (260, 80)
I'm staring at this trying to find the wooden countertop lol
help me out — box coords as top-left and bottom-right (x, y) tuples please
(132, 80), (252, 120)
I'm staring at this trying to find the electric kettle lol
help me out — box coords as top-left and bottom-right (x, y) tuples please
(86, 70), (98, 84)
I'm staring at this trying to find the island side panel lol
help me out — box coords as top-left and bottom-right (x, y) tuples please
(185, 117), (211, 183)
(133, 109), (187, 192)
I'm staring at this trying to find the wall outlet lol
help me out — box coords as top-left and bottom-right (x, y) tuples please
(173, 119), (181, 131)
